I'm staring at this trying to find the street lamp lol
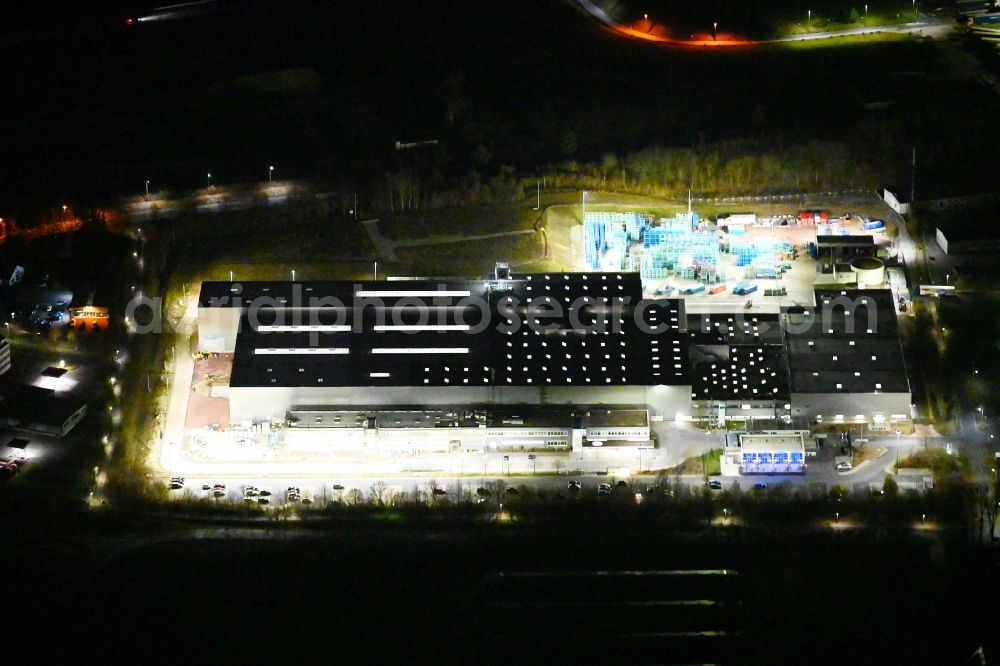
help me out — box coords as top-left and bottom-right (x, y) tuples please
(145, 180), (150, 197)
(864, 4), (868, 17)
(713, 21), (718, 40)
(269, 165), (274, 183)
(207, 173), (212, 188)
(807, 9), (811, 25)
(291, 269), (296, 282)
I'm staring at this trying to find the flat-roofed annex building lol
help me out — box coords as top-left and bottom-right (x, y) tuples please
(196, 273), (693, 426)
(721, 430), (808, 475)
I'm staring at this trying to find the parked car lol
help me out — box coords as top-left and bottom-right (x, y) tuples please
(597, 483), (612, 496)
(753, 482), (768, 490)
(432, 487), (447, 496)
(707, 479), (723, 490)
(331, 484), (345, 491)
(567, 480), (582, 490)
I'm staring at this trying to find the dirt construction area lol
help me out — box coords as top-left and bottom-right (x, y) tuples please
(184, 353), (232, 430)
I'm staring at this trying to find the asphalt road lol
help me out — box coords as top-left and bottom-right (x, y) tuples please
(161, 433), (935, 505)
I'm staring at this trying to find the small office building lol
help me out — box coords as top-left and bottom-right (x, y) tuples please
(721, 429), (808, 475)
(0, 386), (88, 437)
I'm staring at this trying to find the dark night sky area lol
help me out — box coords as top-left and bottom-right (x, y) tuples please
(0, 1), (995, 214)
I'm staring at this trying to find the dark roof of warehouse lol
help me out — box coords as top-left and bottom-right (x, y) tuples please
(690, 343), (790, 402)
(0, 385), (87, 426)
(932, 206), (1000, 243)
(686, 312), (784, 345)
(210, 274), (690, 388)
(816, 235), (875, 247)
(782, 289), (909, 394)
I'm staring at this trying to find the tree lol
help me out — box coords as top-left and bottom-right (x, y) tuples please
(559, 129), (578, 159)
(849, 7), (861, 23)
(883, 475), (899, 498)
(973, 483), (998, 543)
(369, 480), (389, 507)
(345, 488), (364, 506)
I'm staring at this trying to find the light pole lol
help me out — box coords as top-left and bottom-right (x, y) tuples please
(269, 165), (274, 183)
(713, 21), (718, 41)
(865, 4), (868, 18)
(145, 180), (150, 197)
(291, 269), (296, 282)
(912, 0), (917, 19)
(807, 9), (811, 26)
(207, 172), (212, 188)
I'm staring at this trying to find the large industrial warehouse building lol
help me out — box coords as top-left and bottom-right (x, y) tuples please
(195, 273), (912, 447)
(197, 272), (692, 451)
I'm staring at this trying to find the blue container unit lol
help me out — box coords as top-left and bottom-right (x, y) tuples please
(584, 220), (606, 270)
(733, 281), (757, 296)
(864, 219), (885, 231)
(643, 226), (680, 248)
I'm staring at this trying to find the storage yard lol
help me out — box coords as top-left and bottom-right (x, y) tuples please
(578, 206), (896, 312)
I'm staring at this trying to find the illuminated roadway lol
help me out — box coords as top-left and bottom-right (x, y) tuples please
(571, 0), (953, 48)
(160, 433), (939, 505)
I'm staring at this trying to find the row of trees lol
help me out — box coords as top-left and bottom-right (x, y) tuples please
(542, 139), (886, 198)
(367, 138), (890, 212)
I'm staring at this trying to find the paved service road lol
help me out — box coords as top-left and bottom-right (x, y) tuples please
(161, 433), (938, 505)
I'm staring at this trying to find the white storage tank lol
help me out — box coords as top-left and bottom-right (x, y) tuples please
(850, 256), (885, 287)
